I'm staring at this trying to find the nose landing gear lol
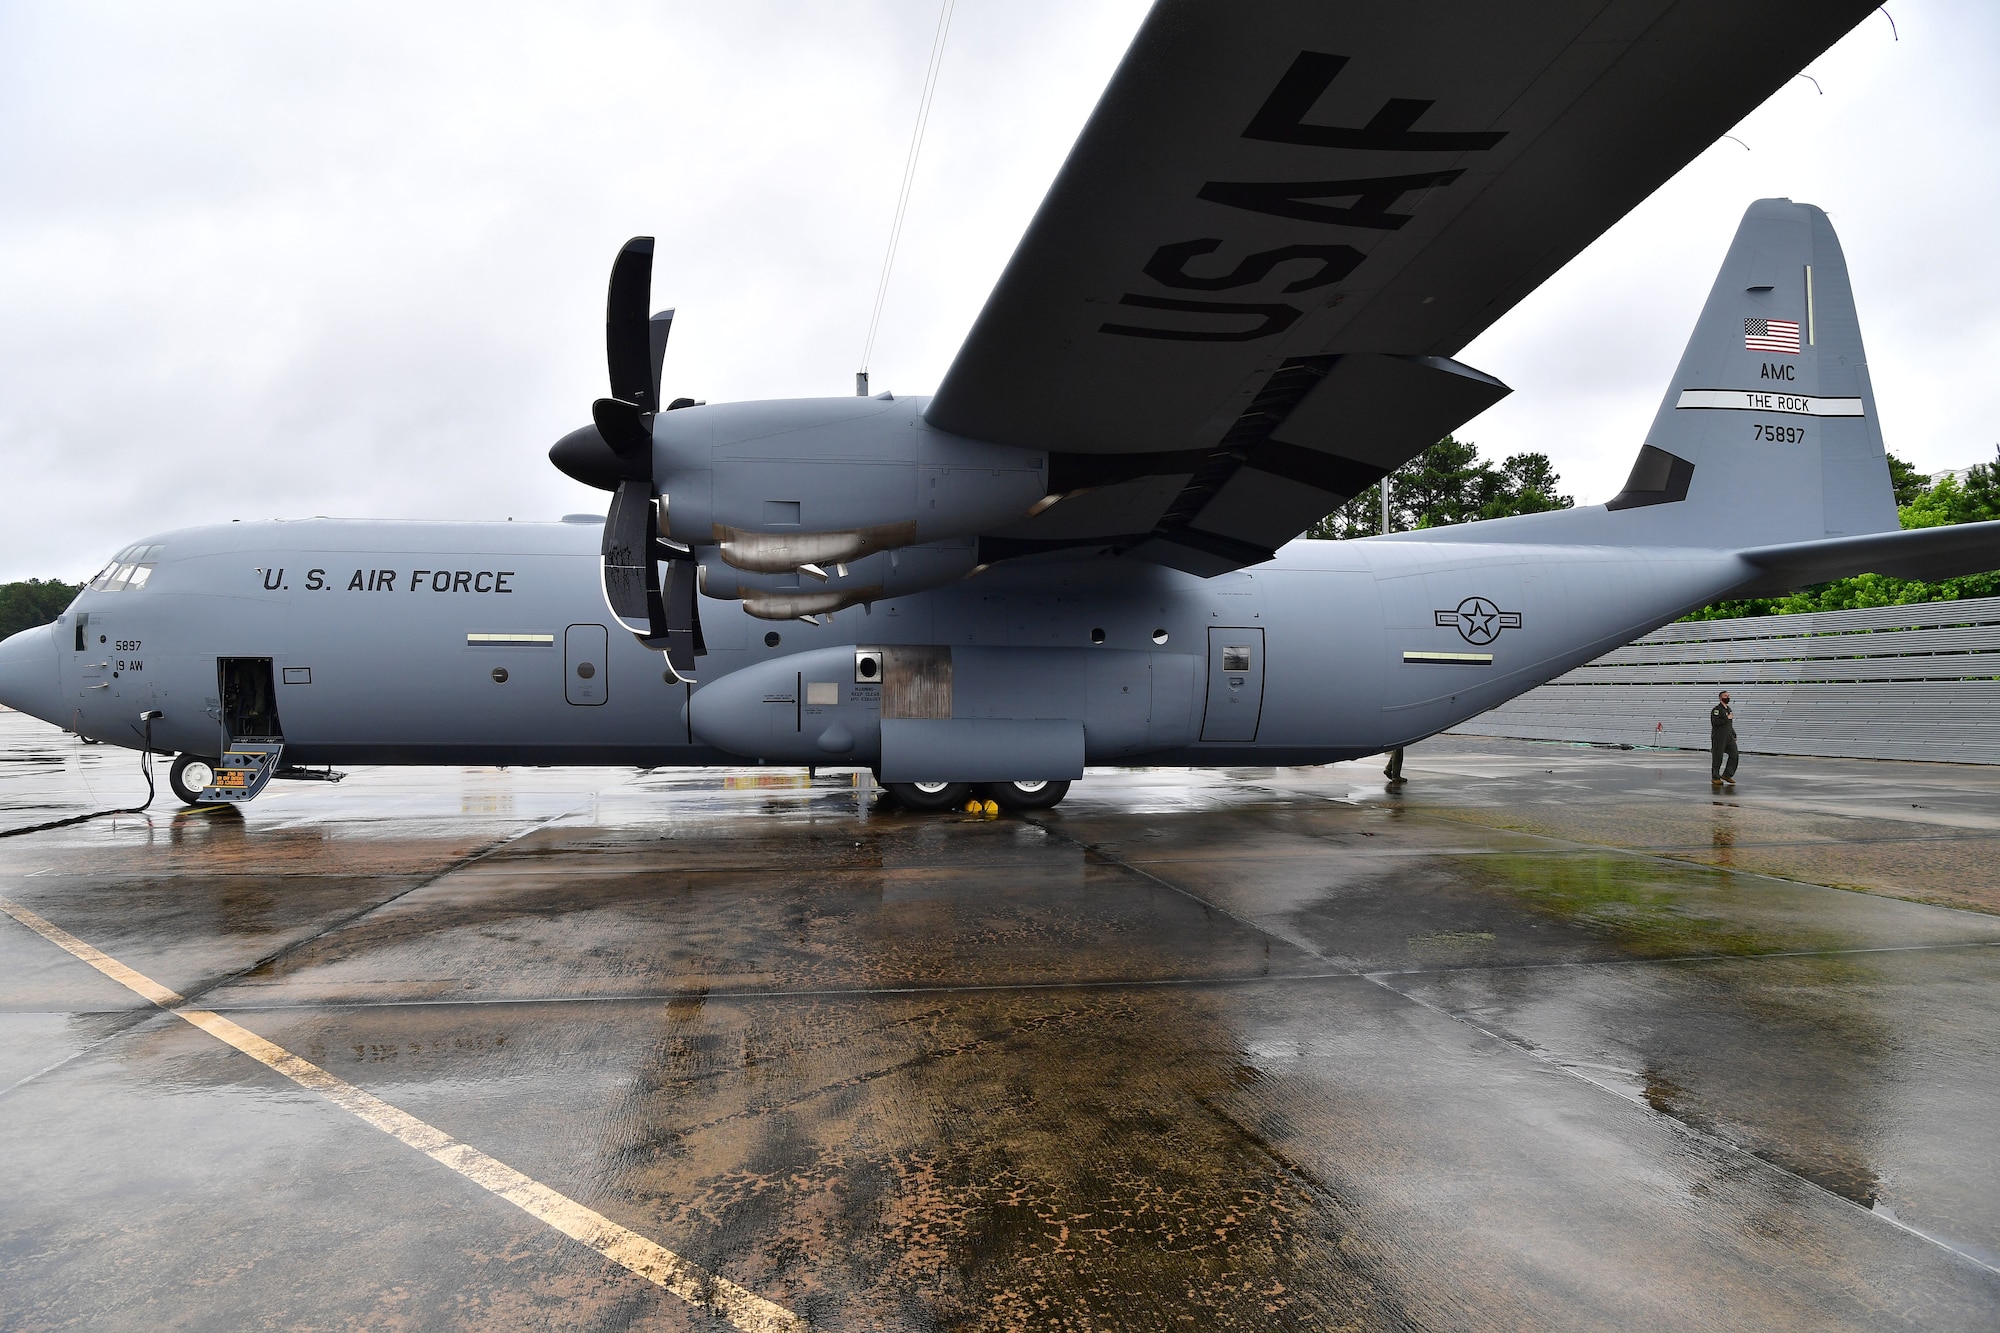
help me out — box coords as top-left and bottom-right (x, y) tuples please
(168, 754), (223, 806)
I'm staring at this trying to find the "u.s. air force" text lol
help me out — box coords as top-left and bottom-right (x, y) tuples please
(257, 568), (517, 592)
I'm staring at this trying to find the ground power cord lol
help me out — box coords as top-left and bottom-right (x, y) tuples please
(0, 711), (161, 839)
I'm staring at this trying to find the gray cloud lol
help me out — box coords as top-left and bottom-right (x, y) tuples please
(0, 1), (1986, 581)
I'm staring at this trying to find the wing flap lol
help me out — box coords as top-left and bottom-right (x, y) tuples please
(1270, 354), (1508, 468)
(1186, 467), (1342, 551)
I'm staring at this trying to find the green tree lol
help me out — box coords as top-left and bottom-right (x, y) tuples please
(1490, 452), (1569, 517)
(1312, 488), (1386, 539)
(1885, 451), (1930, 508)
(0, 579), (82, 640)
(1306, 435), (1573, 538)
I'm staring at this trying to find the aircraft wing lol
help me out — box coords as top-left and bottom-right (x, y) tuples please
(1732, 521), (2000, 597)
(937, 0), (1879, 575)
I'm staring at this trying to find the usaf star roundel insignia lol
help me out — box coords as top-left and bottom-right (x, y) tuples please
(1435, 596), (1523, 645)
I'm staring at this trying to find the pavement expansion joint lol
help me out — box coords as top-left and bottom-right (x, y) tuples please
(0, 1004), (184, 1103)
(0, 895), (807, 1331)
(1361, 937), (2000, 980)
(0, 802), (592, 1106)
(196, 968), (1372, 1013)
(1024, 811), (1351, 972)
(1364, 951), (2000, 1283)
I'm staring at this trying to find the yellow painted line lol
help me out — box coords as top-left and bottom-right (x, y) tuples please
(0, 897), (802, 1333)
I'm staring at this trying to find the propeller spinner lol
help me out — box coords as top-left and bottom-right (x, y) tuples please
(550, 236), (704, 679)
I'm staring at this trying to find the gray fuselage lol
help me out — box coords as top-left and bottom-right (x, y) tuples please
(0, 517), (1750, 771)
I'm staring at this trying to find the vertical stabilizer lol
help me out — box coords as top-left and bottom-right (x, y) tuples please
(1602, 198), (1897, 542)
(1389, 199), (1899, 550)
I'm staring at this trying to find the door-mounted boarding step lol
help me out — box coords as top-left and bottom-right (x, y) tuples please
(203, 742), (284, 803)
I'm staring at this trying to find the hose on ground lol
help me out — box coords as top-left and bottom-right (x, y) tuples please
(0, 713), (160, 839)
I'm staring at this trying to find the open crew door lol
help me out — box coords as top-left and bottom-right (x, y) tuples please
(205, 657), (284, 803)
(1200, 627), (1266, 742)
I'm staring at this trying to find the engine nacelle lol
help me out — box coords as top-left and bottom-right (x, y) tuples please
(698, 542), (981, 621)
(655, 396), (1049, 572)
(686, 643), (1203, 779)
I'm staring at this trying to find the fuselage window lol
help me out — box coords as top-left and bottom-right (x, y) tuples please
(1222, 646), (1252, 672)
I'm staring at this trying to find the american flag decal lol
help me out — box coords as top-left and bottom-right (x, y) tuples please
(1745, 317), (1802, 354)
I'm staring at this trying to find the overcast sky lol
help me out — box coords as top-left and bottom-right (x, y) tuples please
(2, 1), (1993, 582)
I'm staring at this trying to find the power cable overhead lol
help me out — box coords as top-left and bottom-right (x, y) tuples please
(859, 0), (955, 390)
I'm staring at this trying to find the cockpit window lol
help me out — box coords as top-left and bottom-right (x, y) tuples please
(86, 544), (163, 592)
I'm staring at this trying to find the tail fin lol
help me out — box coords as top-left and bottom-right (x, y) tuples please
(1387, 199), (1898, 548)
(1601, 197), (1896, 542)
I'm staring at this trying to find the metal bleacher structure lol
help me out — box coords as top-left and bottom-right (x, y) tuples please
(1455, 595), (2000, 764)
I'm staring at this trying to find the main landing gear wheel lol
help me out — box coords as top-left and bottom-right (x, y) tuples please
(886, 781), (971, 812)
(984, 780), (1070, 811)
(169, 754), (221, 806)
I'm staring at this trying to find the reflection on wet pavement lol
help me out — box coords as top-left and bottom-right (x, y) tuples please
(2, 712), (1998, 1329)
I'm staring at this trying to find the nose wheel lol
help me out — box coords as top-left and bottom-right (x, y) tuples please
(168, 754), (223, 806)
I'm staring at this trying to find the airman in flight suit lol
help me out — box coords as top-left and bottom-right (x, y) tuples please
(1710, 690), (1739, 784)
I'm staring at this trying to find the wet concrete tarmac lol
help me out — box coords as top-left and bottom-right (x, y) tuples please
(2, 708), (1998, 1330)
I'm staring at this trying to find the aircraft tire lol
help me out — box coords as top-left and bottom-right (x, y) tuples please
(985, 780), (1070, 811)
(885, 781), (971, 812)
(169, 754), (222, 806)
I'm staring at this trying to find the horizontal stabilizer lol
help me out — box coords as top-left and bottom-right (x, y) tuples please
(1734, 520), (2000, 595)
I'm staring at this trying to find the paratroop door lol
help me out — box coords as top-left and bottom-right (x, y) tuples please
(1200, 627), (1265, 742)
(565, 624), (608, 705)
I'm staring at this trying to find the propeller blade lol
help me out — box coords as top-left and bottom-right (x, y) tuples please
(606, 237), (656, 412)
(648, 309), (675, 412)
(662, 556), (703, 679)
(591, 397), (652, 458)
(601, 480), (663, 638)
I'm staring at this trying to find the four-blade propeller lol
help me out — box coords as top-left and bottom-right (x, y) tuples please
(550, 236), (704, 679)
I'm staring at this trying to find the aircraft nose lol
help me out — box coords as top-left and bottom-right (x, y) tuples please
(0, 623), (61, 725)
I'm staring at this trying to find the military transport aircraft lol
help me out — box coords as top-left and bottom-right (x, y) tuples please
(3, 0), (1997, 812)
